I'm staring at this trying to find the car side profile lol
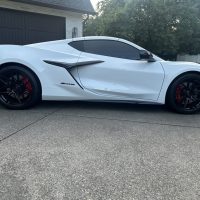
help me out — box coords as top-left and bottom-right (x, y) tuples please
(0, 36), (200, 114)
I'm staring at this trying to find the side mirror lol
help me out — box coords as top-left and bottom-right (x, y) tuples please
(139, 50), (155, 62)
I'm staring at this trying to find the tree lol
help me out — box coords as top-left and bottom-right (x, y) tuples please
(84, 0), (200, 58)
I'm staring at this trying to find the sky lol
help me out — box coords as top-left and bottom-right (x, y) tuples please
(91, 0), (100, 9)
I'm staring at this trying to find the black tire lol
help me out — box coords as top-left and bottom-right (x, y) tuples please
(0, 65), (41, 109)
(166, 73), (200, 114)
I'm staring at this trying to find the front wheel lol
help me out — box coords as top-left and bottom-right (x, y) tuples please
(0, 65), (41, 109)
(166, 73), (200, 114)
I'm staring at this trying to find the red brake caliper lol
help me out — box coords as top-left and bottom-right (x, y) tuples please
(22, 77), (32, 93)
(176, 85), (183, 103)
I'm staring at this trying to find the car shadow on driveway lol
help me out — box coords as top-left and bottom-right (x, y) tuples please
(32, 101), (200, 129)
(33, 101), (168, 114)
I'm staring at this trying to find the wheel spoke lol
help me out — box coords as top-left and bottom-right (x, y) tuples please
(0, 80), (6, 86)
(14, 93), (22, 104)
(23, 89), (30, 96)
(0, 78), (8, 86)
(184, 99), (188, 108)
(182, 82), (188, 89)
(0, 78), (9, 94)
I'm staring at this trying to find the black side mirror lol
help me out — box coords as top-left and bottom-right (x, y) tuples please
(139, 50), (155, 62)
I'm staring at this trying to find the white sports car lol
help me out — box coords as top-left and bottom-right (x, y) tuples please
(0, 36), (200, 114)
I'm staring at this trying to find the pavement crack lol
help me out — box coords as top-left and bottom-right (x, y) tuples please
(0, 109), (59, 143)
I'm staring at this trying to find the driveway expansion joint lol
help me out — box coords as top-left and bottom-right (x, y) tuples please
(0, 109), (60, 143)
(53, 113), (200, 129)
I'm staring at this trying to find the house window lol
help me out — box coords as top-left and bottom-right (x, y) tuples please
(72, 27), (78, 38)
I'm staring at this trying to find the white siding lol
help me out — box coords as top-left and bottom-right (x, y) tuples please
(66, 16), (83, 38)
(0, 0), (83, 38)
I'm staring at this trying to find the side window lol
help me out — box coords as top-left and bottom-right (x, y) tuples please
(84, 40), (140, 60)
(69, 40), (140, 60)
(69, 41), (84, 51)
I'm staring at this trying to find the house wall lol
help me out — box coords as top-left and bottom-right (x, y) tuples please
(177, 54), (200, 64)
(0, 0), (83, 38)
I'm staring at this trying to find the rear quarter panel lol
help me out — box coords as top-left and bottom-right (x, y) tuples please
(0, 45), (86, 100)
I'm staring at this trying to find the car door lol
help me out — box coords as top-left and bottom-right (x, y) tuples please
(69, 39), (165, 101)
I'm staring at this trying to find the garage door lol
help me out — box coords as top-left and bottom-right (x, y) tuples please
(0, 8), (66, 45)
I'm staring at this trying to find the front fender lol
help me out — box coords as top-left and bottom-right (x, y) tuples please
(158, 61), (200, 103)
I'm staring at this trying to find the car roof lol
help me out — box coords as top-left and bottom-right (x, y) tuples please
(28, 36), (163, 61)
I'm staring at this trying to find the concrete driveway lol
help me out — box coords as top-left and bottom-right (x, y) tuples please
(0, 102), (200, 200)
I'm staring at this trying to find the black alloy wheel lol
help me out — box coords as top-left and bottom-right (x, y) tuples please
(0, 66), (41, 109)
(166, 73), (200, 114)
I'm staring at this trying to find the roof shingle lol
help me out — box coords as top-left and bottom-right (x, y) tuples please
(11, 0), (95, 14)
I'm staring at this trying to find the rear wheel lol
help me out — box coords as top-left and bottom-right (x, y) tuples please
(0, 65), (41, 109)
(166, 73), (200, 114)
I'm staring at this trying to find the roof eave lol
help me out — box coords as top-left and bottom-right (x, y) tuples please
(10, 0), (96, 15)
